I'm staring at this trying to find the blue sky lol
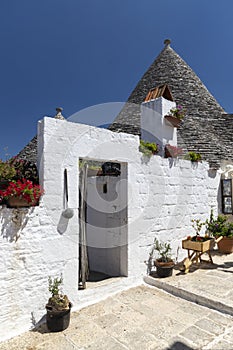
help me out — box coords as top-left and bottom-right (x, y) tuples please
(1, 0), (233, 159)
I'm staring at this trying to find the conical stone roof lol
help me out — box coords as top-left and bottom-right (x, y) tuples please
(109, 40), (232, 168)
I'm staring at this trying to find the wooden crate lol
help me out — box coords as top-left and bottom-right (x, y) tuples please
(182, 238), (214, 252)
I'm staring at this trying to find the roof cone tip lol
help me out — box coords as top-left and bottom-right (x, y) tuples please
(164, 39), (171, 46)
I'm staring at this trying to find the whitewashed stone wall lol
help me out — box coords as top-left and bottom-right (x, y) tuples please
(141, 96), (177, 149)
(0, 117), (221, 341)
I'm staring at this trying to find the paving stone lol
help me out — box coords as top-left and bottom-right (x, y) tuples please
(203, 339), (233, 350)
(1, 267), (233, 350)
(180, 325), (215, 348)
(223, 329), (233, 343)
(205, 311), (232, 326)
(195, 317), (226, 336)
(83, 336), (129, 350)
(109, 328), (158, 350)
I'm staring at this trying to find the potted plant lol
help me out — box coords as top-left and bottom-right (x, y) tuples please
(206, 211), (233, 253)
(165, 105), (186, 128)
(184, 151), (202, 162)
(46, 275), (72, 332)
(152, 238), (175, 278)
(139, 140), (159, 157)
(0, 178), (44, 207)
(182, 219), (214, 253)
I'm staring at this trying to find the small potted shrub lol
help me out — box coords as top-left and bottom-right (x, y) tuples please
(46, 275), (72, 332)
(152, 238), (175, 278)
(206, 211), (233, 253)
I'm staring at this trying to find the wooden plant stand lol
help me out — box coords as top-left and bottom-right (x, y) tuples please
(181, 238), (214, 273)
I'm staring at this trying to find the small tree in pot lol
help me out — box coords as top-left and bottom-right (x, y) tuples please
(152, 239), (175, 278)
(206, 211), (233, 253)
(46, 275), (72, 332)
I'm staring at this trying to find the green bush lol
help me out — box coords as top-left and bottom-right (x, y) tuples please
(184, 151), (202, 162)
(0, 160), (16, 181)
(139, 140), (159, 157)
(206, 211), (233, 237)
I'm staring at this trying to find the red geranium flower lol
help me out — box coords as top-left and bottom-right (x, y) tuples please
(0, 179), (44, 206)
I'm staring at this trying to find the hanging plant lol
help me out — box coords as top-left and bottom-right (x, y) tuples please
(168, 105), (187, 120)
(184, 152), (202, 162)
(139, 140), (159, 157)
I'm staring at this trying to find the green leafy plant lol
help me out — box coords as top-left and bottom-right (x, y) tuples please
(48, 275), (63, 296)
(47, 275), (70, 311)
(206, 210), (233, 238)
(191, 219), (205, 236)
(189, 218), (211, 242)
(152, 238), (173, 262)
(0, 160), (16, 181)
(184, 152), (202, 162)
(139, 140), (159, 157)
(221, 223), (233, 238)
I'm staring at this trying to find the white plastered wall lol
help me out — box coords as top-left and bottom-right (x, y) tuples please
(0, 117), (221, 341)
(141, 96), (177, 150)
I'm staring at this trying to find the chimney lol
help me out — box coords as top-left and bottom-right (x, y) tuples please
(54, 107), (65, 120)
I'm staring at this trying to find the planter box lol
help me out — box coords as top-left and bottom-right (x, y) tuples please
(182, 238), (214, 252)
(164, 115), (181, 128)
(7, 196), (31, 208)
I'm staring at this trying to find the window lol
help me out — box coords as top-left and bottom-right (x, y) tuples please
(221, 179), (232, 214)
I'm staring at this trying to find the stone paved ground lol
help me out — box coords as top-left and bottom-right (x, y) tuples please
(0, 285), (233, 350)
(1, 252), (233, 349)
(145, 251), (233, 317)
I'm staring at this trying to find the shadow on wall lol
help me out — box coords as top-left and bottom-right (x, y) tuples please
(0, 207), (31, 242)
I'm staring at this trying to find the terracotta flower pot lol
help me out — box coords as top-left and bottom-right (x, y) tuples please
(7, 196), (31, 208)
(217, 237), (233, 254)
(164, 115), (181, 128)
